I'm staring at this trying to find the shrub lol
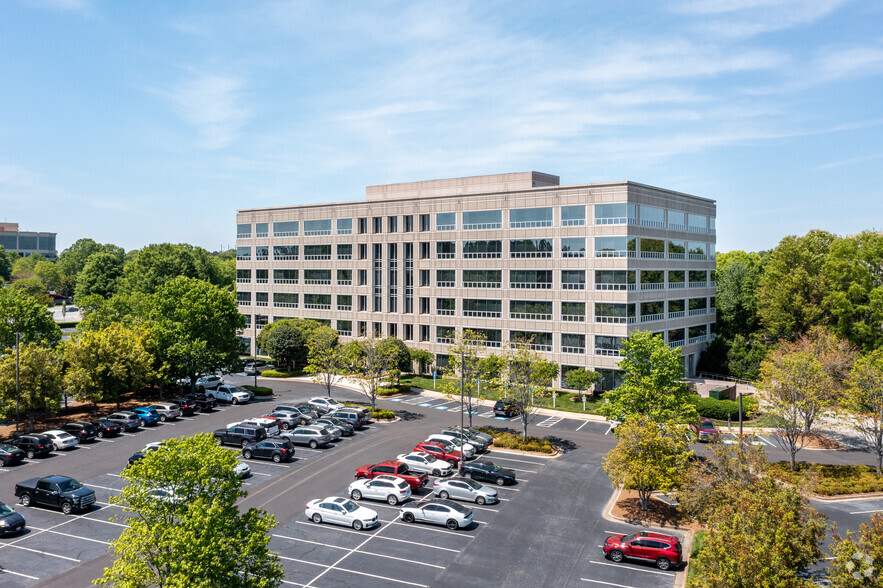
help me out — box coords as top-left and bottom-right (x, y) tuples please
(243, 385), (273, 397)
(768, 462), (883, 496)
(474, 427), (554, 453)
(371, 409), (395, 420)
(260, 369), (298, 378)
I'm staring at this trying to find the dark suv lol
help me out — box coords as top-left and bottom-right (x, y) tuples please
(328, 409), (369, 429)
(214, 425), (268, 448)
(9, 435), (53, 459)
(603, 531), (683, 571)
(242, 439), (295, 463)
(61, 422), (99, 443)
(493, 399), (520, 417)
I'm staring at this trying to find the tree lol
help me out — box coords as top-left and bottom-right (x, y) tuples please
(148, 277), (245, 390)
(56, 238), (124, 296)
(386, 337), (412, 384)
(0, 343), (64, 432)
(843, 349), (883, 474)
(341, 337), (398, 410)
(256, 320), (307, 370)
(77, 292), (149, 332)
(687, 476), (826, 588)
(602, 415), (693, 510)
(758, 347), (832, 470)
(33, 260), (61, 292)
(64, 323), (154, 413)
(96, 434), (283, 587)
(726, 333), (768, 381)
(8, 276), (50, 303)
(121, 243), (231, 295)
(715, 251), (765, 341)
(599, 330), (698, 423)
(564, 367), (601, 399)
(409, 348), (434, 374)
(75, 251), (125, 301)
(498, 338), (558, 441)
(305, 325), (343, 394)
(439, 330), (490, 427)
(0, 287), (62, 348)
(827, 513), (883, 588)
(0, 244), (12, 281)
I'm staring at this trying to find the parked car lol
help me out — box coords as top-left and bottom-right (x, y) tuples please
(307, 397), (345, 415)
(399, 498), (474, 530)
(261, 411), (301, 430)
(290, 403), (321, 420)
(40, 430), (79, 451)
(227, 417), (280, 437)
(218, 384), (254, 399)
(440, 427), (490, 451)
(0, 444), (25, 466)
(603, 531), (683, 571)
(213, 424), (268, 448)
(14, 475), (96, 515)
(184, 394), (217, 412)
(233, 461), (251, 478)
(691, 418), (720, 442)
(493, 398), (520, 417)
(0, 501), (26, 535)
(148, 403), (182, 422)
(90, 419), (123, 438)
(432, 477), (499, 505)
(460, 460), (517, 486)
(396, 452), (453, 477)
(105, 412), (142, 432)
(348, 475), (412, 505)
(327, 409), (368, 429)
(8, 435), (53, 459)
(130, 407), (161, 426)
(446, 425), (493, 445)
(60, 422), (99, 443)
(426, 433), (477, 456)
(244, 362), (273, 376)
(272, 404), (313, 426)
(167, 397), (197, 416)
(196, 375), (223, 390)
(208, 385), (250, 405)
(355, 461), (428, 490)
(242, 439), (295, 463)
(414, 441), (463, 466)
(312, 423), (341, 442)
(314, 417), (354, 436)
(305, 496), (378, 530)
(277, 426), (332, 449)
(127, 445), (159, 466)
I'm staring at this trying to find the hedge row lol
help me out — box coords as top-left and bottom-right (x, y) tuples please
(474, 426), (555, 454)
(688, 396), (759, 421)
(343, 402), (396, 421)
(768, 462), (883, 495)
(260, 369), (299, 378)
(243, 385), (273, 397)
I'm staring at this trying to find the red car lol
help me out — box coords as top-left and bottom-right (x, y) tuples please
(602, 531), (682, 570)
(690, 418), (720, 442)
(354, 461), (428, 490)
(414, 441), (462, 466)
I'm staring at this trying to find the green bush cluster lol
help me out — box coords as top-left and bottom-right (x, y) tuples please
(473, 427), (554, 453)
(371, 409), (396, 420)
(768, 462), (883, 496)
(688, 396), (758, 421)
(243, 385), (273, 396)
(260, 369), (298, 378)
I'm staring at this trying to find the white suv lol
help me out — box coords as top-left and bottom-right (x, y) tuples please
(208, 385), (250, 405)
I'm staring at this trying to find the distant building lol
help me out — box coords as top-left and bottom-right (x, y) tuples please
(0, 222), (58, 260)
(235, 171), (717, 385)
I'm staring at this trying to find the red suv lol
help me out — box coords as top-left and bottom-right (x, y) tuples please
(691, 418), (720, 442)
(602, 531), (682, 570)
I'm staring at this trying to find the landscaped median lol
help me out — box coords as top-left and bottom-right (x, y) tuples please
(474, 426), (556, 454)
(243, 385), (273, 397)
(343, 402), (396, 421)
(768, 462), (883, 496)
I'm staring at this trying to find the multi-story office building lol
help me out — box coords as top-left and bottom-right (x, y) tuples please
(235, 172), (716, 388)
(0, 222), (58, 260)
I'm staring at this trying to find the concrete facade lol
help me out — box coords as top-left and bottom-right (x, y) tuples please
(0, 222), (58, 260)
(235, 172), (716, 386)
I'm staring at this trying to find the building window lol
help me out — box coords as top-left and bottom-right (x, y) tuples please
(561, 238), (586, 258)
(236, 246), (251, 261)
(510, 270), (553, 289)
(388, 323), (397, 338)
(358, 243), (367, 260)
(404, 215), (414, 232)
(373, 322), (382, 337)
(420, 324), (430, 342)
(689, 297), (709, 316)
(463, 269), (501, 288)
(388, 216), (398, 233)
(254, 223), (268, 238)
(595, 237), (636, 258)
(437, 326), (456, 344)
(436, 241), (456, 259)
(463, 299), (502, 318)
(669, 240), (686, 259)
(463, 210), (502, 230)
(337, 295), (353, 311)
(510, 238), (553, 258)
(273, 221), (298, 237)
(640, 270), (664, 291)
(510, 206), (552, 228)
(640, 301), (665, 323)
(667, 328), (685, 348)
(420, 242), (430, 259)
(595, 203), (637, 225)
(359, 269), (367, 286)
(236, 269), (251, 284)
(358, 218), (368, 234)
(465, 328), (502, 348)
(236, 291), (251, 306)
(254, 246), (268, 260)
(595, 335), (623, 356)
(420, 297), (430, 314)
(372, 217), (383, 234)
(255, 292), (269, 307)
(373, 243), (383, 312)
(337, 269), (352, 285)
(273, 245), (298, 260)
(689, 270), (708, 288)
(688, 214), (708, 234)
(273, 293), (298, 308)
(358, 321), (367, 337)
(420, 269), (430, 287)
(463, 240), (502, 259)
(436, 269), (456, 288)
(562, 270), (586, 290)
(403, 324), (414, 341)
(436, 212), (456, 231)
(668, 210), (686, 231)
(337, 244), (353, 260)
(273, 269), (298, 284)
(420, 214), (430, 231)
(595, 303), (636, 324)
(388, 243), (398, 314)
(255, 314), (269, 330)
(359, 296), (367, 311)
(404, 242), (414, 314)
(304, 294), (331, 310)
(243, 315), (251, 329)
(595, 270), (635, 291)
(561, 205), (586, 226)
(510, 300), (553, 320)
(688, 242), (707, 260)
(337, 320), (352, 337)
(304, 219), (332, 236)
(337, 218), (353, 235)
(640, 238), (665, 259)
(561, 334), (586, 354)
(436, 298), (455, 316)
(689, 324), (708, 344)
(255, 269), (268, 284)
(561, 301), (586, 322)
(510, 330), (552, 351)
(304, 269), (331, 284)
(668, 299), (686, 318)
(304, 244), (331, 260)
(237, 223), (252, 239)
(640, 205), (665, 228)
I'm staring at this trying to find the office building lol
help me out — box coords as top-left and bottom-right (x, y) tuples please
(235, 172), (716, 388)
(0, 222), (58, 260)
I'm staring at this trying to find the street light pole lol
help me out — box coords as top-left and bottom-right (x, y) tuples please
(15, 331), (21, 436)
(459, 350), (465, 476)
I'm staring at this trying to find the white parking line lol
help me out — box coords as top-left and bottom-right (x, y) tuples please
(1, 543), (80, 562)
(589, 561), (675, 576)
(106, 473), (122, 478)
(576, 421), (589, 431)
(501, 466), (537, 473)
(250, 471), (273, 477)
(88, 483), (124, 492)
(484, 455), (546, 466)
(757, 435), (776, 447)
(74, 444), (94, 450)
(536, 416), (562, 428)
(0, 568), (40, 580)
(850, 509), (882, 515)
(288, 523), (461, 552)
(274, 533), (444, 569)
(581, 579), (641, 588)
(388, 519), (479, 536)
(27, 526), (113, 544)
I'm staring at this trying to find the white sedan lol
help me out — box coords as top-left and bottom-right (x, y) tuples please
(227, 418), (280, 437)
(305, 496), (378, 530)
(347, 475), (412, 505)
(41, 430), (79, 451)
(396, 452), (453, 477)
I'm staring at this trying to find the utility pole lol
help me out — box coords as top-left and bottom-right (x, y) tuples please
(459, 350), (465, 476)
(15, 331), (21, 436)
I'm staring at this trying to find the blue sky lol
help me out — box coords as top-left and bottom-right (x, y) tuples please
(1, 0), (882, 254)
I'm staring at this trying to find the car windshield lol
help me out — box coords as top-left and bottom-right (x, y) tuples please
(340, 500), (359, 513)
(620, 533), (636, 542)
(0, 503), (15, 516)
(463, 479), (482, 489)
(485, 462), (500, 472)
(57, 479), (83, 492)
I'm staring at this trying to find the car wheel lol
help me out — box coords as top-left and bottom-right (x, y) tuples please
(282, 423), (290, 430)
(402, 512), (415, 523)
(438, 491), (449, 500)
(300, 419), (307, 426)
(495, 477), (505, 486)
(387, 495), (399, 506)
(432, 469), (441, 476)
(243, 450), (253, 459)
(160, 415), (167, 422)
(26, 450), (35, 459)
(309, 440), (318, 449)
(352, 520), (363, 531)
(241, 440), (250, 448)
(61, 502), (73, 515)
(215, 436), (223, 445)
(476, 496), (486, 505)
(208, 394), (215, 400)
(447, 459), (456, 467)
(609, 550), (624, 563)
(351, 490), (362, 500)
(272, 453), (282, 463)
(446, 519), (459, 530)
(21, 493), (32, 507)
(232, 398), (239, 405)
(97, 431), (105, 439)
(312, 513), (322, 524)
(656, 557), (671, 571)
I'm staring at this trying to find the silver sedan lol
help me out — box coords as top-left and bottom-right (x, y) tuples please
(400, 498), (474, 530)
(396, 452), (453, 477)
(305, 496), (378, 530)
(432, 477), (499, 505)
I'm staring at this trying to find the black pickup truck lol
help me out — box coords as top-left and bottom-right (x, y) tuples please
(14, 475), (96, 515)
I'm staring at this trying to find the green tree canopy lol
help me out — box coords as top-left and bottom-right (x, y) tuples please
(0, 287), (62, 348)
(0, 343), (64, 432)
(121, 243), (232, 295)
(33, 259), (61, 292)
(827, 513), (883, 588)
(564, 367), (601, 395)
(497, 338), (559, 441)
(844, 349), (883, 474)
(599, 330), (697, 423)
(97, 433), (282, 587)
(305, 325), (343, 394)
(56, 238), (124, 296)
(440, 330), (492, 427)
(341, 337), (399, 409)
(78, 292), (150, 332)
(0, 245), (12, 281)
(256, 320), (307, 370)
(76, 251), (125, 301)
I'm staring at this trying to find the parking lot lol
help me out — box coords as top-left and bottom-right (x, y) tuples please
(0, 380), (681, 587)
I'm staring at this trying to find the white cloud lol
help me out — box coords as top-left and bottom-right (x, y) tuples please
(674, 0), (849, 37)
(23, 0), (92, 13)
(158, 74), (251, 150)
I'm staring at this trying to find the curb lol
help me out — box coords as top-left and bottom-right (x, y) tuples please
(486, 446), (561, 459)
(601, 486), (693, 588)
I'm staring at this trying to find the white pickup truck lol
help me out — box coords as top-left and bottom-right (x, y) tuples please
(207, 385), (251, 405)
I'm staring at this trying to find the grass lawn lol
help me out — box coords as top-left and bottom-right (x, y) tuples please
(686, 530), (707, 582)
